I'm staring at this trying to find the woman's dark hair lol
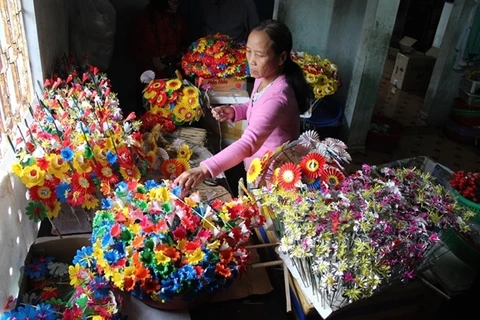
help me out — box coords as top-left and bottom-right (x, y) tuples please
(252, 19), (312, 113)
(150, 0), (169, 11)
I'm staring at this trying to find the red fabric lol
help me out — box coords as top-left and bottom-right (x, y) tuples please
(129, 5), (187, 78)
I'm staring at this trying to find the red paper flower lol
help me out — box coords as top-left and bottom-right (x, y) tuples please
(29, 180), (57, 206)
(321, 166), (345, 189)
(300, 152), (326, 179)
(159, 159), (183, 179)
(277, 162), (302, 191)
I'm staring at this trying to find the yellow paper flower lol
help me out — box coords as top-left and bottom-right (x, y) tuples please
(11, 162), (23, 177)
(155, 251), (171, 264)
(166, 79), (182, 91)
(47, 154), (70, 179)
(69, 264), (87, 287)
(73, 152), (93, 174)
(247, 158), (262, 183)
(185, 248), (204, 264)
(83, 193), (100, 210)
(46, 201), (61, 219)
(182, 86), (198, 98)
(177, 144), (192, 160)
(21, 165), (46, 188)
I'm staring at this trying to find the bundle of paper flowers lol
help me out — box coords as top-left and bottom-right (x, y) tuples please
(450, 170), (480, 203)
(181, 33), (249, 79)
(9, 65), (151, 225)
(246, 130), (351, 192)
(84, 179), (266, 304)
(2, 255), (124, 320)
(141, 73), (204, 127)
(247, 132), (474, 317)
(291, 51), (341, 100)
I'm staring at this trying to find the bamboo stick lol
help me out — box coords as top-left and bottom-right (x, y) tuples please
(284, 262), (292, 312)
(245, 242), (280, 249)
(251, 260), (284, 268)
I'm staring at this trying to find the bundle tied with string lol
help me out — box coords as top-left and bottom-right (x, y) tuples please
(246, 131), (475, 317)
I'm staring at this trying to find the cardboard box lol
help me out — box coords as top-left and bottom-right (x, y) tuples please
(399, 36), (417, 54)
(207, 90), (250, 105)
(390, 36), (439, 91)
(383, 47), (400, 78)
(201, 77), (247, 91)
(391, 53), (436, 91)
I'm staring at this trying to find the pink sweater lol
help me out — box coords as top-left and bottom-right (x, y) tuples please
(201, 74), (300, 178)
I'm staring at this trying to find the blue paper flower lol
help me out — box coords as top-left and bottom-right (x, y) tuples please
(73, 246), (96, 268)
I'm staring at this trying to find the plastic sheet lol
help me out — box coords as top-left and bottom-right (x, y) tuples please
(69, 0), (116, 71)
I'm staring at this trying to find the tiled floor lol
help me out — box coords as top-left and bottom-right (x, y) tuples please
(346, 74), (480, 175)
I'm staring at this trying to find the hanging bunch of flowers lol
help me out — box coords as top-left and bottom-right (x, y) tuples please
(181, 33), (249, 79)
(291, 51), (341, 99)
(3, 255), (124, 320)
(9, 65), (151, 223)
(141, 71), (204, 128)
(85, 179), (266, 304)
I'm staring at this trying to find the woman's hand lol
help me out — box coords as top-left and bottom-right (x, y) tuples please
(211, 105), (235, 122)
(173, 165), (211, 190)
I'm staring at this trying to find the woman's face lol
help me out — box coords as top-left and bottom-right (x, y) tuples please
(246, 30), (285, 80)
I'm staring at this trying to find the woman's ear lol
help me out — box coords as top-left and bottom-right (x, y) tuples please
(279, 51), (287, 65)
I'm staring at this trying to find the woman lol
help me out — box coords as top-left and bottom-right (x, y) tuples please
(174, 19), (312, 190)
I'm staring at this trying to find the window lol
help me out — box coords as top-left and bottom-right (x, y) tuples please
(0, 0), (33, 158)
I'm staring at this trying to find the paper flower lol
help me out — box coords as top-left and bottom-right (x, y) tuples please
(320, 166), (345, 189)
(291, 51), (341, 99)
(247, 158), (262, 183)
(83, 180), (265, 304)
(181, 33), (249, 79)
(277, 162), (302, 191)
(3, 253), (124, 320)
(248, 133), (475, 316)
(142, 75), (204, 128)
(299, 152), (325, 179)
(9, 63), (152, 226)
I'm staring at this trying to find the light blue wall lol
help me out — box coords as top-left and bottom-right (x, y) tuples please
(278, 0), (333, 56)
(278, 0), (367, 105)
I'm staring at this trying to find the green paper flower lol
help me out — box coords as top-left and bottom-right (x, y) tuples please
(25, 201), (47, 222)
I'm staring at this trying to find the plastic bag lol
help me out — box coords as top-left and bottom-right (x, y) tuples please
(69, 0), (116, 71)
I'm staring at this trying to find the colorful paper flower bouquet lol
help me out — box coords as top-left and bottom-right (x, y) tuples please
(83, 179), (265, 307)
(291, 51), (341, 100)
(140, 71), (204, 128)
(247, 131), (474, 318)
(181, 33), (249, 79)
(2, 255), (124, 320)
(9, 65), (151, 229)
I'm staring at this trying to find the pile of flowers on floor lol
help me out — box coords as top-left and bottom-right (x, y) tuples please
(291, 51), (341, 100)
(81, 179), (265, 304)
(181, 33), (249, 79)
(2, 255), (124, 320)
(248, 131), (474, 315)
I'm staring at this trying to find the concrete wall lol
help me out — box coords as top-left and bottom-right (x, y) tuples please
(325, 0), (367, 103)
(278, 0), (333, 56)
(422, 0), (477, 125)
